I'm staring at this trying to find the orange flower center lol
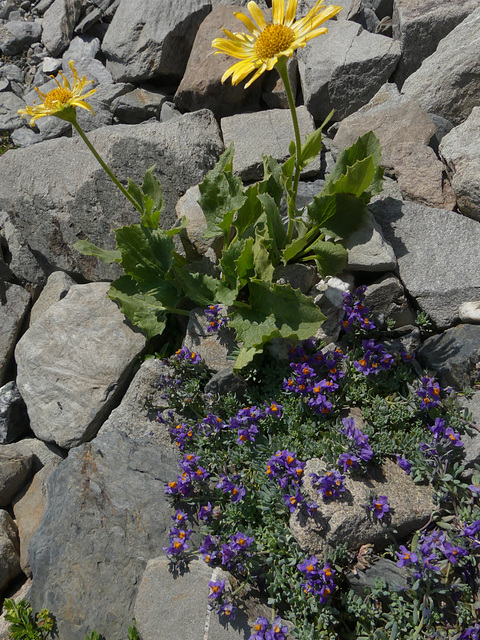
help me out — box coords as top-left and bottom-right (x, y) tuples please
(254, 23), (295, 59)
(43, 87), (72, 109)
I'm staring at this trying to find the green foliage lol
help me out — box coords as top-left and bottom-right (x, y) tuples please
(3, 600), (54, 640)
(75, 132), (383, 370)
(0, 132), (15, 156)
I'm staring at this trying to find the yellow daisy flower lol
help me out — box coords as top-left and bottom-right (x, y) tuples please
(18, 60), (97, 127)
(212, 0), (342, 88)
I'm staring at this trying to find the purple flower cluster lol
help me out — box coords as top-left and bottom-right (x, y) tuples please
(165, 453), (209, 498)
(339, 417), (374, 465)
(428, 417), (463, 448)
(248, 616), (288, 640)
(354, 339), (394, 376)
(204, 304), (229, 333)
(201, 413), (226, 435)
(417, 375), (441, 410)
(396, 529), (468, 578)
(396, 455), (412, 474)
(208, 578), (237, 620)
(463, 519), (480, 541)
(266, 450), (306, 489)
(460, 626), (480, 640)
(341, 285), (376, 333)
(216, 473), (246, 504)
(169, 421), (195, 450)
(174, 346), (202, 364)
(297, 556), (336, 603)
(163, 509), (193, 559)
(228, 405), (265, 444)
(369, 495), (390, 520)
(310, 469), (345, 500)
(220, 531), (254, 571)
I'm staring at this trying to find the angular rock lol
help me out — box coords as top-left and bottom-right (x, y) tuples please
(298, 20), (401, 122)
(0, 444), (34, 507)
(13, 437), (65, 474)
(417, 324), (480, 390)
(274, 263), (319, 294)
(99, 357), (179, 453)
(347, 557), (410, 595)
(0, 381), (29, 444)
(175, 184), (222, 259)
(0, 19), (42, 56)
(0, 510), (20, 591)
(370, 198), (480, 328)
(102, 0), (212, 83)
(221, 106), (319, 181)
(0, 91), (24, 132)
(27, 430), (179, 640)
(134, 557), (251, 640)
(345, 211), (397, 272)
(392, 0), (478, 88)
(0, 281), (30, 385)
(0, 111), (224, 284)
(29, 270), (76, 327)
(41, 0), (82, 56)
(364, 274), (415, 329)
(15, 282), (147, 449)
(460, 390), (480, 471)
(13, 462), (58, 576)
(42, 56), (62, 74)
(439, 107), (480, 221)
(0, 212), (44, 290)
(401, 8), (480, 126)
(290, 458), (433, 555)
(62, 34), (101, 60)
(459, 301), (480, 323)
(310, 275), (354, 344)
(204, 367), (248, 399)
(183, 308), (239, 372)
(174, 5), (262, 118)
(75, 81), (133, 133)
(112, 87), (167, 124)
(0, 64), (24, 84)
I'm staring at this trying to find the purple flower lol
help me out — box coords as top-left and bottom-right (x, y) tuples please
(229, 531), (254, 552)
(338, 452), (360, 472)
(202, 413), (225, 434)
(417, 376), (441, 410)
(429, 417), (446, 439)
(199, 502), (213, 521)
(464, 520), (480, 538)
(341, 286), (376, 334)
(311, 470), (345, 500)
(396, 455), (412, 475)
(460, 624), (480, 640)
(217, 600), (236, 620)
(444, 426), (463, 447)
(266, 450), (306, 489)
(171, 509), (189, 526)
(208, 579), (226, 600)
(469, 481), (480, 495)
(249, 616), (269, 640)
(264, 401), (283, 418)
(199, 535), (219, 565)
(370, 495), (390, 519)
(396, 545), (418, 567)
(354, 339), (394, 376)
(283, 489), (304, 513)
(297, 555), (319, 576)
(265, 617), (289, 640)
(204, 304), (229, 333)
(174, 346), (202, 364)
(442, 541), (468, 564)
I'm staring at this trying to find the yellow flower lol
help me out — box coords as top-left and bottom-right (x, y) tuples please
(212, 0), (342, 88)
(18, 60), (97, 127)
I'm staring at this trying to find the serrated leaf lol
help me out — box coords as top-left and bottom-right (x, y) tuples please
(198, 143), (246, 238)
(252, 232), (275, 283)
(108, 276), (168, 339)
(257, 192), (287, 261)
(142, 165), (164, 213)
(115, 225), (174, 281)
(304, 239), (347, 278)
(300, 127), (323, 168)
(220, 236), (255, 289)
(173, 269), (237, 307)
(325, 156), (376, 198)
(261, 155), (285, 205)
(73, 239), (121, 264)
(308, 193), (367, 239)
(234, 183), (263, 238)
(127, 177), (145, 212)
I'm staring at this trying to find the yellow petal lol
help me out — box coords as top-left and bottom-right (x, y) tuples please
(285, 0), (298, 26)
(247, 1), (267, 31)
(233, 11), (260, 35)
(272, 0), (285, 25)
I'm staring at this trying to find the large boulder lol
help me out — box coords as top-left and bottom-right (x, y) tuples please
(15, 282), (147, 449)
(102, 0), (212, 83)
(370, 198), (480, 328)
(0, 111), (224, 285)
(0, 281), (30, 386)
(27, 430), (179, 640)
(41, 0), (83, 56)
(0, 444), (34, 507)
(298, 20), (400, 122)
(401, 7), (480, 125)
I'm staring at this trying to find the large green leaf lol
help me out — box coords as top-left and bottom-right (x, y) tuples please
(230, 280), (326, 369)
(324, 156), (376, 199)
(115, 225), (175, 281)
(142, 166), (164, 225)
(257, 193), (287, 261)
(108, 276), (168, 339)
(74, 239), (121, 264)
(252, 231), (275, 283)
(234, 183), (263, 238)
(260, 156), (285, 205)
(307, 193), (366, 239)
(303, 239), (348, 278)
(220, 236), (254, 289)
(198, 144), (246, 238)
(173, 269), (237, 307)
(299, 109), (333, 169)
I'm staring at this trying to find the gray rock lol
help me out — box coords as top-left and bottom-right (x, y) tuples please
(41, 56), (62, 74)
(298, 20), (401, 122)
(392, 0), (478, 88)
(99, 357), (180, 452)
(174, 5), (262, 119)
(204, 367), (248, 399)
(459, 301), (480, 323)
(29, 270), (76, 327)
(221, 106), (319, 181)
(175, 184), (222, 259)
(0, 111), (224, 284)
(262, 57), (298, 110)
(370, 198), (480, 328)
(310, 275), (354, 344)
(27, 430), (179, 640)
(134, 557), (251, 640)
(13, 437), (65, 474)
(184, 308), (239, 372)
(347, 557), (410, 595)
(418, 324), (480, 390)
(112, 87), (167, 124)
(439, 107), (480, 221)
(364, 274), (415, 329)
(0, 79), (9, 92)
(0, 212), (45, 289)
(0, 381), (29, 444)
(290, 458), (433, 555)
(34, 0), (56, 14)
(102, 0), (212, 83)
(15, 282), (147, 449)
(0, 443), (34, 507)
(0, 510), (20, 591)
(401, 7), (480, 126)
(0, 64), (24, 84)
(0, 19), (42, 56)
(345, 211), (397, 272)
(274, 263), (319, 294)
(0, 91), (25, 132)
(460, 390), (480, 470)
(62, 34), (101, 60)
(75, 81), (133, 133)
(429, 114), (454, 153)
(41, 0), (82, 56)
(0, 281), (30, 386)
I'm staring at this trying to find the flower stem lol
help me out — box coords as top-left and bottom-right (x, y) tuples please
(70, 116), (143, 215)
(275, 56), (302, 244)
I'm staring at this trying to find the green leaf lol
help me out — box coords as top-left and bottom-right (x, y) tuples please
(142, 166), (164, 214)
(220, 236), (254, 289)
(230, 280), (325, 370)
(173, 269), (237, 307)
(252, 231), (275, 283)
(282, 219), (311, 263)
(261, 155), (285, 205)
(198, 143), (246, 238)
(325, 156), (376, 199)
(115, 225), (174, 281)
(257, 193), (287, 261)
(74, 239), (121, 264)
(307, 193), (366, 239)
(303, 239), (347, 278)
(127, 177), (145, 212)
(233, 182), (263, 238)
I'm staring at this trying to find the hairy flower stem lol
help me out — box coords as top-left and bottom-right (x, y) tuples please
(69, 115), (143, 215)
(275, 56), (301, 244)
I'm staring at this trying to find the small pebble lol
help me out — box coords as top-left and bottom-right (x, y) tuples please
(459, 301), (480, 323)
